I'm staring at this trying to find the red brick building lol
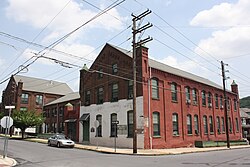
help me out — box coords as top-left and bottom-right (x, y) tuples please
(79, 43), (241, 149)
(1, 75), (73, 133)
(44, 92), (80, 142)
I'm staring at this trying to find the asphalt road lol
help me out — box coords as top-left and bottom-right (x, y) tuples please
(1, 137), (250, 167)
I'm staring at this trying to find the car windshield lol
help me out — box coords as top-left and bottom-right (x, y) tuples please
(57, 135), (68, 140)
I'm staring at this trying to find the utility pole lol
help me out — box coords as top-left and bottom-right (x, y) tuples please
(221, 61), (230, 148)
(132, 9), (153, 154)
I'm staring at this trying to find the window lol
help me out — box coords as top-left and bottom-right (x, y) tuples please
(97, 87), (104, 104)
(171, 83), (177, 102)
(229, 117), (232, 133)
(21, 93), (29, 104)
(96, 115), (102, 137)
(215, 94), (219, 108)
(112, 63), (118, 74)
(185, 87), (191, 104)
(234, 99), (237, 112)
(127, 110), (133, 138)
(221, 117), (225, 132)
(172, 113), (179, 135)
(59, 107), (63, 117)
(202, 91), (206, 106)
(111, 83), (118, 102)
(220, 95), (223, 109)
(128, 80), (133, 99)
(187, 114), (192, 135)
(98, 68), (103, 78)
(203, 116), (208, 134)
(85, 90), (91, 105)
(236, 118), (239, 132)
(194, 115), (199, 135)
(153, 112), (160, 136)
(209, 116), (214, 134)
(192, 88), (198, 105)
(227, 98), (231, 110)
(216, 116), (221, 134)
(152, 79), (159, 99)
(208, 92), (212, 107)
(36, 95), (43, 105)
(110, 113), (117, 137)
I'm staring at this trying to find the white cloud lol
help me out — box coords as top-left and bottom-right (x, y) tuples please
(190, 0), (250, 59)
(5, 0), (126, 42)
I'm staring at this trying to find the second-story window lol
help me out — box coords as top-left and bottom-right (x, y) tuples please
(21, 93), (29, 104)
(85, 90), (91, 105)
(220, 95), (223, 109)
(97, 87), (104, 104)
(208, 92), (212, 107)
(98, 68), (103, 79)
(215, 94), (219, 108)
(234, 99), (237, 112)
(152, 78), (159, 99)
(112, 63), (118, 74)
(36, 95), (43, 105)
(185, 87), (191, 104)
(171, 83), (177, 102)
(192, 88), (198, 105)
(111, 83), (118, 102)
(202, 91), (206, 106)
(128, 80), (133, 99)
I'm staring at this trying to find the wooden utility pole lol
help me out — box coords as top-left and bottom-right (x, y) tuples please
(221, 61), (230, 148)
(132, 9), (152, 154)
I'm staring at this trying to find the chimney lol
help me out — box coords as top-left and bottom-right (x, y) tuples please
(231, 80), (239, 97)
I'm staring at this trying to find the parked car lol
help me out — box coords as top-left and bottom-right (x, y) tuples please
(48, 134), (75, 148)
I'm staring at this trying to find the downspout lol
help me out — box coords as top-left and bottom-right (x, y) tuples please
(148, 66), (152, 149)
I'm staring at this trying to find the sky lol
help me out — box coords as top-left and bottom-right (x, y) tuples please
(0, 0), (250, 99)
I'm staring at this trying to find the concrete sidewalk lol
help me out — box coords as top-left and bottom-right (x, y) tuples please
(0, 156), (17, 167)
(26, 138), (250, 156)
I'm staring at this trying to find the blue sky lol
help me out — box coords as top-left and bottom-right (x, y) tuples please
(0, 0), (249, 98)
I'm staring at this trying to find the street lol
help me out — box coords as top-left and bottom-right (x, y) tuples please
(1, 137), (250, 167)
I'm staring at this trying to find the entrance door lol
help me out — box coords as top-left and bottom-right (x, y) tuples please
(67, 122), (76, 141)
(82, 119), (90, 142)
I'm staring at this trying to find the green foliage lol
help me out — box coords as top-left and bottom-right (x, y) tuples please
(240, 96), (250, 108)
(0, 112), (4, 119)
(12, 110), (45, 138)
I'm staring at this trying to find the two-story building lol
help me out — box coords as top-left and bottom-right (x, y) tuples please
(1, 75), (73, 133)
(43, 92), (80, 142)
(79, 43), (241, 149)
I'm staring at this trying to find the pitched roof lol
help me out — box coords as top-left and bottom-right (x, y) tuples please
(45, 92), (80, 106)
(240, 108), (250, 118)
(13, 75), (73, 95)
(108, 43), (222, 90)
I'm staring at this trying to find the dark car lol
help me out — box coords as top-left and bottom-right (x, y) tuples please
(48, 134), (75, 148)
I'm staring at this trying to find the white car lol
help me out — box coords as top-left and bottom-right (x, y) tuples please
(48, 134), (75, 148)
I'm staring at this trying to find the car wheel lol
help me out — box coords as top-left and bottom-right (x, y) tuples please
(48, 141), (51, 146)
(57, 142), (61, 148)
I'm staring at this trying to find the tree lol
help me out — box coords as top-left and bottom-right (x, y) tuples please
(0, 112), (4, 119)
(12, 110), (45, 139)
(240, 96), (250, 108)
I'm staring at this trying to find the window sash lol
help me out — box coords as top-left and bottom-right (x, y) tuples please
(110, 114), (117, 137)
(172, 114), (179, 135)
(153, 112), (160, 136)
(171, 84), (177, 101)
(127, 111), (133, 137)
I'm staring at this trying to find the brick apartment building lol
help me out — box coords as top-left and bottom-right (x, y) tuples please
(1, 75), (73, 133)
(79, 43), (241, 149)
(44, 92), (80, 142)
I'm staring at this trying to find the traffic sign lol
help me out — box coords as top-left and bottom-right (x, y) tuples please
(0, 116), (13, 128)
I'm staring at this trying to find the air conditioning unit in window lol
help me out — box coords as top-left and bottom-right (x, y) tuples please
(195, 130), (199, 135)
(208, 103), (212, 108)
(220, 105), (224, 109)
(186, 99), (191, 104)
(193, 101), (197, 105)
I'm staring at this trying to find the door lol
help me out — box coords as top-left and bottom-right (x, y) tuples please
(67, 122), (76, 141)
(82, 119), (90, 142)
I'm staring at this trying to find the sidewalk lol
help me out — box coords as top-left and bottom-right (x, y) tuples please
(0, 156), (17, 167)
(26, 138), (250, 156)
